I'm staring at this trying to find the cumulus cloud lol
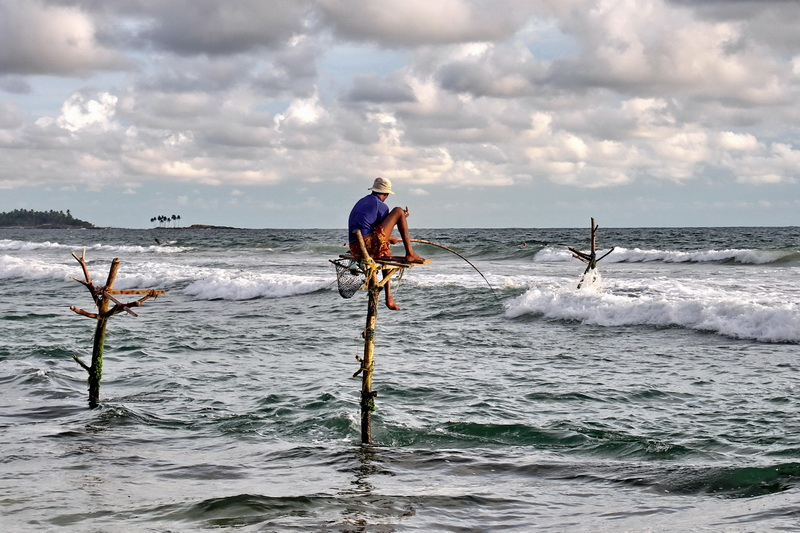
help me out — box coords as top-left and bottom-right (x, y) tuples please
(437, 42), (547, 98)
(0, 0), (126, 75)
(345, 74), (417, 104)
(76, 0), (311, 56)
(58, 92), (118, 132)
(1, 0), (800, 226)
(139, 1), (308, 55)
(317, 0), (533, 46)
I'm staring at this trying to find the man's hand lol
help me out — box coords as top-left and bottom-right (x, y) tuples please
(403, 206), (409, 217)
(388, 235), (401, 244)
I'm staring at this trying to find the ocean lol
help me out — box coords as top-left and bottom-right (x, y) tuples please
(1, 226), (799, 532)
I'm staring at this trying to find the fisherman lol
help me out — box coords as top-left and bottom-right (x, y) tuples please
(348, 177), (425, 310)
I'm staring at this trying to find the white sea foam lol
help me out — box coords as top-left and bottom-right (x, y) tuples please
(405, 267), (545, 293)
(0, 254), (201, 287)
(0, 254), (74, 280)
(108, 262), (209, 290)
(577, 267), (602, 291)
(182, 271), (331, 300)
(0, 252), (331, 301)
(0, 239), (189, 254)
(534, 246), (790, 264)
(505, 281), (800, 344)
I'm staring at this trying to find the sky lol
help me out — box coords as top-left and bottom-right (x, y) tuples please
(1, 0), (799, 229)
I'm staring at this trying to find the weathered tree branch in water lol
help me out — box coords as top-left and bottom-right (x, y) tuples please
(569, 218), (615, 289)
(70, 306), (97, 319)
(71, 354), (90, 372)
(69, 250), (165, 408)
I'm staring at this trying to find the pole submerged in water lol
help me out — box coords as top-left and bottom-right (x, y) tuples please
(353, 230), (379, 444)
(568, 217), (615, 289)
(69, 250), (165, 408)
(347, 230), (430, 445)
(361, 265), (379, 444)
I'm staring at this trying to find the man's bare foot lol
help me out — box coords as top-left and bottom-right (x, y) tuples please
(404, 252), (425, 263)
(385, 297), (401, 311)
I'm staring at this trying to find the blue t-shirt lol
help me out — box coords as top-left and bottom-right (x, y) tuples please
(348, 193), (389, 242)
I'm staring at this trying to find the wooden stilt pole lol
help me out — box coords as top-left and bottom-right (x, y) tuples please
(568, 218), (615, 289)
(87, 314), (109, 408)
(353, 230), (378, 444)
(361, 270), (379, 444)
(345, 230), (430, 445)
(83, 257), (123, 408)
(70, 251), (165, 408)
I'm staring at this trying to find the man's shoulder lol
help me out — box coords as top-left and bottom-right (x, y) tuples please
(354, 194), (378, 208)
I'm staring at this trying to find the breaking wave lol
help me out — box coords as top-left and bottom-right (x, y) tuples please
(505, 284), (800, 344)
(534, 246), (799, 265)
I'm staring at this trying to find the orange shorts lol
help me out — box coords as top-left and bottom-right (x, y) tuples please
(349, 225), (391, 259)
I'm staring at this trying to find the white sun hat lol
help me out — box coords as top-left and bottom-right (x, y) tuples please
(368, 177), (394, 194)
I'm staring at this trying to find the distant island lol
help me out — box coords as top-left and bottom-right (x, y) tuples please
(185, 224), (237, 229)
(0, 209), (95, 229)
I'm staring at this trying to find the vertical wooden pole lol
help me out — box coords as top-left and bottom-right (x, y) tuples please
(88, 258), (119, 409)
(353, 229), (378, 445)
(88, 316), (108, 408)
(71, 252), (165, 409)
(361, 268), (378, 444)
(569, 218), (614, 290)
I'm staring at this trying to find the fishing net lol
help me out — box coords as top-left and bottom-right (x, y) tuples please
(331, 259), (366, 298)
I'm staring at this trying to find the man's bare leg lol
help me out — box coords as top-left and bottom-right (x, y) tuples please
(381, 207), (425, 263)
(382, 272), (400, 310)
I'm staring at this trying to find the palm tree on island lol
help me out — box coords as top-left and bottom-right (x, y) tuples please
(150, 214), (182, 228)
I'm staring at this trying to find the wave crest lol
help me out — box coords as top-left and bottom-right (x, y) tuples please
(505, 286), (800, 344)
(183, 272), (331, 300)
(534, 246), (796, 265)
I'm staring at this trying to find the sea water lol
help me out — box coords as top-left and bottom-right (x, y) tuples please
(1, 226), (799, 532)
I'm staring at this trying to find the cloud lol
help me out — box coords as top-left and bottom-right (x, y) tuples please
(0, 103), (23, 129)
(0, 78), (32, 94)
(669, 0), (800, 50)
(96, 0), (311, 56)
(58, 92), (118, 132)
(318, 0), (534, 46)
(0, 0), (126, 75)
(2, 0), (800, 228)
(548, 0), (793, 109)
(436, 42), (547, 98)
(345, 73), (417, 104)
(722, 142), (800, 185)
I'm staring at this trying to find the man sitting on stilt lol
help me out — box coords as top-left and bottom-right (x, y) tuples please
(348, 177), (425, 310)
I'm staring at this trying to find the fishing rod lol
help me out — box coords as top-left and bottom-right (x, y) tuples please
(410, 239), (501, 301)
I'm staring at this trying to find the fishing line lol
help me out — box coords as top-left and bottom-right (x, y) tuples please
(410, 239), (501, 301)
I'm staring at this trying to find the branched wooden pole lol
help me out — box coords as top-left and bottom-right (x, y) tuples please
(569, 218), (615, 289)
(70, 251), (165, 408)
